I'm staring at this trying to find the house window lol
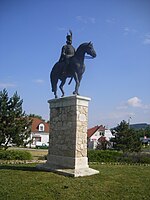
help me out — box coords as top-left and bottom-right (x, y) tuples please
(39, 124), (45, 132)
(99, 131), (104, 136)
(32, 136), (41, 145)
(35, 137), (41, 142)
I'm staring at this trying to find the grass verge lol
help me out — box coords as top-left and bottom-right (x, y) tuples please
(0, 163), (149, 200)
(27, 149), (48, 160)
(9, 147), (48, 160)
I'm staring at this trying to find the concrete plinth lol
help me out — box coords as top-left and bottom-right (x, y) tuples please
(37, 95), (99, 177)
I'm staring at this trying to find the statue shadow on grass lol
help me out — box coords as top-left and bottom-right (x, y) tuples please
(0, 165), (44, 172)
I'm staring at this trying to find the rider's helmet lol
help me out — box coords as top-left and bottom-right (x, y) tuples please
(66, 30), (72, 45)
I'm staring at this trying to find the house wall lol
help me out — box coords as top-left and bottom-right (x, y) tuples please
(40, 133), (49, 144)
(104, 130), (115, 140)
(88, 129), (114, 149)
(27, 132), (49, 147)
(88, 130), (105, 149)
(88, 139), (98, 149)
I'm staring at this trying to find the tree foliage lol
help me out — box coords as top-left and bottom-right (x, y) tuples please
(28, 114), (43, 120)
(136, 127), (150, 138)
(111, 120), (141, 152)
(0, 89), (32, 150)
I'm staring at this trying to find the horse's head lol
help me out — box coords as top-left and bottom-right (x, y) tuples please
(86, 42), (97, 58)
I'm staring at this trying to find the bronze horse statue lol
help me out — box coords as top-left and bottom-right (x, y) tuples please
(50, 42), (96, 98)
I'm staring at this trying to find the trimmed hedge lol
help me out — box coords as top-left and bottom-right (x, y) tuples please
(88, 150), (150, 164)
(88, 150), (122, 163)
(0, 150), (32, 160)
(119, 152), (150, 164)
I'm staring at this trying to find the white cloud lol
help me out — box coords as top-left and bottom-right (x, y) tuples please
(76, 16), (96, 24)
(76, 16), (87, 24)
(99, 97), (150, 128)
(33, 79), (44, 84)
(123, 27), (130, 35)
(100, 111), (135, 128)
(127, 97), (142, 108)
(108, 110), (134, 120)
(106, 18), (116, 24)
(117, 97), (150, 110)
(88, 17), (96, 24)
(0, 82), (16, 88)
(123, 27), (137, 35)
(143, 33), (150, 45)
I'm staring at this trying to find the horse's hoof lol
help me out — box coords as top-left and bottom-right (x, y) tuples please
(61, 94), (64, 98)
(73, 92), (79, 96)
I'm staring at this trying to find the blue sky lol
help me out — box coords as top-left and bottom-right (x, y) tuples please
(0, 0), (150, 128)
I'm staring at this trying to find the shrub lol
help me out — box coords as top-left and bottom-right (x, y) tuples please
(140, 153), (150, 163)
(88, 150), (122, 162)
(0, 150), (32, 160)
(88, 150), (150, 164)
(119, 152), (150, 164)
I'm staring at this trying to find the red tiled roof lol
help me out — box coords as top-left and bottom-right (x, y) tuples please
(31, 117), (49, 133)
(98, 136), (107, 142)
(87, 125), (105, 138)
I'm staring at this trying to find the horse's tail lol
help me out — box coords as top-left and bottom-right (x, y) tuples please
(50, 65), (58, 93)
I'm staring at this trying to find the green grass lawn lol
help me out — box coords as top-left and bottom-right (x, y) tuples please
(0, 163), (150, 200)
(27, 149), (48, 160)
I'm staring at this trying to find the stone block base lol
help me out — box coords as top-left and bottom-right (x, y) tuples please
(36, 163), (99, 177)
(38, 96), (100, 177)
(46, 154), (89, 169)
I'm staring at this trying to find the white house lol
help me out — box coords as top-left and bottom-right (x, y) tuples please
(27, 117), (49, 148)
(87, 125), (114, 149)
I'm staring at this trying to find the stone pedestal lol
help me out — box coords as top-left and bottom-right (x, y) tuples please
(37, 95), (99, 177)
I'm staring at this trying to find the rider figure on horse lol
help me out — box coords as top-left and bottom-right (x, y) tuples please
(59, 30), (75, 74)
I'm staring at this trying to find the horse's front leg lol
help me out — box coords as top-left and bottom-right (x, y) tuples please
(59, 78), (66, 97)
(54, 91), (58, 99)
(73, 72), (80, 95)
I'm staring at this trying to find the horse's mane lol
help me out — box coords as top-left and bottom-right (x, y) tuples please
(75, 42), (89, 54)
(77, 42), (89, 50)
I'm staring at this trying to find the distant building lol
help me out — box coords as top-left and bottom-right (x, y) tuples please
(130, 123), (150, 130)
(87, 125), (114, 149)
(140, 136), (150, 146)
(27, 117), (49, 147)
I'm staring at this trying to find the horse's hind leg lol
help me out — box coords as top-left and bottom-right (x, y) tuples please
(59, 78), (66, 97)
(73, 72), (80, 95)
(54, 91), (58, 99)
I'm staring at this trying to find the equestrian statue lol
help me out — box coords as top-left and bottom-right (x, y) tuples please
(50, 30), (96, 98)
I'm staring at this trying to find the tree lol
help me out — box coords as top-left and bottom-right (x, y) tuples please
(0, 89), (32, 150)
(28, 114), (43, 120)
(144, 127), (150, 138)
(136, 127), (150, 138)
(111, 120), (141, 152)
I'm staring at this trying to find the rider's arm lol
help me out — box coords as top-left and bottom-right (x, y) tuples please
(61, 45), (67, 56)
